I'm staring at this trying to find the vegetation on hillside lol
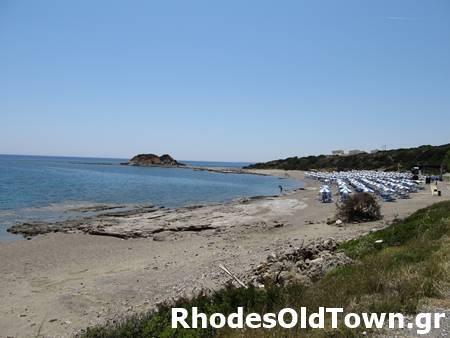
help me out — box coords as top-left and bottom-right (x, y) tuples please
(83, 201), (450, 338)
(245, 143), (450, 172)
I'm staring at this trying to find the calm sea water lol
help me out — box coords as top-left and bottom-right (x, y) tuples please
(0, 155), (302, 240)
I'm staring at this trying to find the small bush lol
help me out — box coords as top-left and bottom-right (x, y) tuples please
(336, 192), (381, 223)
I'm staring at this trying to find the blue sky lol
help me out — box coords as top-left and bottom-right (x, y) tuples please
(1, 0), (449, 162)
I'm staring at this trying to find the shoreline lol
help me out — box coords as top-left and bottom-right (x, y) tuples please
(1, 170), (449, 337)
(4, 167), (302, 240)
(124, 163), (274, 176)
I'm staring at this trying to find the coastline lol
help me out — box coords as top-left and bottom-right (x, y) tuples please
(5, 168), (302, 239)
(124, 162), (277, 175)
(1, 170), (449, 337)
(1, 164), (300, 241)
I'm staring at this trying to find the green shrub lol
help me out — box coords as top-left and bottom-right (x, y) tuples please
(336, 192), (381, 223)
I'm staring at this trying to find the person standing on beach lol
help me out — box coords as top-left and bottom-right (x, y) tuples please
(279, 185), (283, 194)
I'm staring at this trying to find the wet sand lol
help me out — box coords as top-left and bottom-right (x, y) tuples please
(0, 170), (448, 337)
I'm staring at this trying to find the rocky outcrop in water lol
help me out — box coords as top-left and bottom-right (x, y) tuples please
(127, 154), (184, 166)
(7, 197), (304, 239)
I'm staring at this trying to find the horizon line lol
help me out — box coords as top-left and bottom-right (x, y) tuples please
(0, 153), (256, 164)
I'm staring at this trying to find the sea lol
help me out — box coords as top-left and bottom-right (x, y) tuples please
(0, 155), (302, 240)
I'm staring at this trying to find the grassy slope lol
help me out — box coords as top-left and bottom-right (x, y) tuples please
(245, 143), (450, 172)
(83, 201), (450, 338)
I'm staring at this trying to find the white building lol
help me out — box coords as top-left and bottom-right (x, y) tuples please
(332, 150), (345, 156)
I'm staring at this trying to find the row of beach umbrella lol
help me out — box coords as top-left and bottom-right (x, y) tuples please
(306, 170), (420, 203)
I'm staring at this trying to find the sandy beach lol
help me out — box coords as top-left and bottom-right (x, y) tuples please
(1, 170), (449, 338)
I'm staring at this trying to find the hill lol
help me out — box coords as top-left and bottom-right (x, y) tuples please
(245, 143), (450, 172)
